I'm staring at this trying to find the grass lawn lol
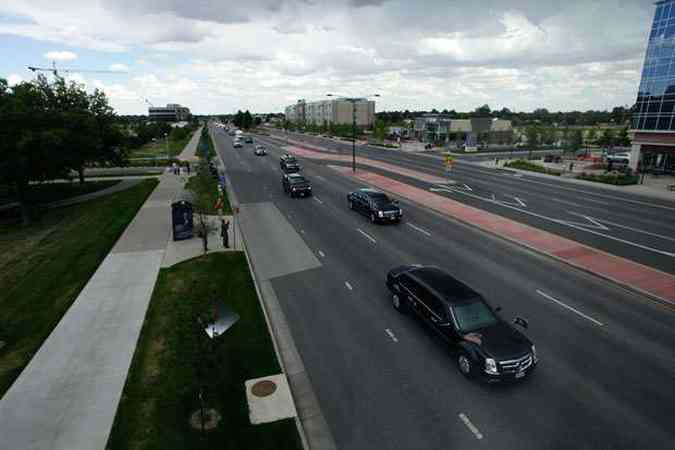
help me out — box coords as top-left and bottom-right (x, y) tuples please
(107, 252), (302, 450)
(129, 133), (194, 159)
(25, 180), (120, 204)
(0, 179), (158, 396)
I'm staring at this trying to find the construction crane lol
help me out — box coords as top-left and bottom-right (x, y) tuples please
(27, 61), (121, 79)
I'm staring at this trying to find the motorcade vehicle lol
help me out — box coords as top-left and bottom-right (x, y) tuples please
(255, 146), (266, 156)
(233, 141), (242, 148)
(347, 188), (402, 223)
(386, 265), (537, 382)
(282, 173), (312, 197)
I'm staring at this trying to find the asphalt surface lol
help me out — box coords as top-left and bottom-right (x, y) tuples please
(214, 125), (675, 450)
(261, 131), (675, 275)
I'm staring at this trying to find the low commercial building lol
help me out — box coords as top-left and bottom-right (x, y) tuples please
(413, 114), (513, 146)
(148, 104), (191, 122)
(284, 98), (375, 128)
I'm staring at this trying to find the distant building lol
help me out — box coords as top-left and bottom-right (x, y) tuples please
(630, 0), (675, 173)
(148, 104), (191, 122)
(284, 98), (375, 127)
(413, 114), (513, 146)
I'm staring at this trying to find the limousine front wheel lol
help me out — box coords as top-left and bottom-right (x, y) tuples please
(392, 294), (405, 313)
(457, 352), (475, 378)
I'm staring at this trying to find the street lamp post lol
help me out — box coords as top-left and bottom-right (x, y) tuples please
(327, 93), (380, 173)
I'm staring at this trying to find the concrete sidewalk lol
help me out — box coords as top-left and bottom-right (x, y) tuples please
(0, 173), (185, 450)
(177, 126), (203, 162)
(331, 166), (675, 305)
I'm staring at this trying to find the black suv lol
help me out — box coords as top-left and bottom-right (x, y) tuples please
(280, 156), (301, 173)
(347, 189), (402, 223)
(282, 173), (312, 197)
(386, 265), (537, 382)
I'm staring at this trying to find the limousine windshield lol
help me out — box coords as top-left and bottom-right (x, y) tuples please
(452, 301), (498, 333)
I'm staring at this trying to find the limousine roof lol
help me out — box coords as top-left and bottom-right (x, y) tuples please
(408, 266), (481, 305)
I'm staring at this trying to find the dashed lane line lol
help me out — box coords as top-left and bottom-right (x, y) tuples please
(458, 413), (484, 440)
(407, 222), (431, 237)
(384, 328), (399, 343)
(537, 290), (605, 327)
(356, 228), (377, 244)
(345, 281), (353, 291)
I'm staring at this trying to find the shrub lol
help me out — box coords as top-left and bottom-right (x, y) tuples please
(504, 159), (562, 176)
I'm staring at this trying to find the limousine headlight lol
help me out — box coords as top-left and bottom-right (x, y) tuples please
(485, 358), (499, 375)
(378, 211), (384, 218)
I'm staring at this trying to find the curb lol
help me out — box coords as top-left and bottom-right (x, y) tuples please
(335, 168), (675, 309)
(210, 127), (335, 450)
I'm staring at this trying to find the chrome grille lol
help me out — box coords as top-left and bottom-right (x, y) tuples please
(499, 354), (533, 373)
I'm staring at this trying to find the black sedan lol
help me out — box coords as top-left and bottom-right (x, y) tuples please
(347, 188), (402, 223)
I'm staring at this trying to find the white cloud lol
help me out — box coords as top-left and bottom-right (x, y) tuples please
(43, 50), (77, 61)
(109, 63), (129, 72)
(7, 73), (23, 86)
(1, 0), (654, 113)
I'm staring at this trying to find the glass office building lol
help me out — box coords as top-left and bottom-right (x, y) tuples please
(633, 0), (675, 130)
(630, 0), (675, 174)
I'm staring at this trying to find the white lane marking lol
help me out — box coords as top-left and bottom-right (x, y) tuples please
(318, 250), (325, 258)
(314, 175), (327, 182)
(458, 413), (483, 440)
(560, 213), (610, 231)
(537, 290), (605, 327)
(514, 196), (527, 207)
(345, 281), (353, 291)
(407, 222), (431, 237)
(385, 328), (399, 343)
(357, 228), (377, 244)
(314, 196), (324, 205)
(446, 187), (675, 258)
(463, 184), (473, 191)
(569, 213), (675, 243)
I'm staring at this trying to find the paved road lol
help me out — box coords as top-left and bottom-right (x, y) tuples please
(214, 126), (675, 450)
(260, 131), (675, 274)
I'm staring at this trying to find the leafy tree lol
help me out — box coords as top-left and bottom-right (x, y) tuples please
(374, 119), (386, 142)
(525, 126), (540, 159)
(569, 129), (583, 152)
(586, 128), (597, 144)
(617, 127), (631, 146)
(474, 104), (491, 116)
(242, 110), (253, 130)
(597, 128), (616, 148)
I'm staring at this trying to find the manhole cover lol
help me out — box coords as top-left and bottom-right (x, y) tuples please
(251, 380), (277, 397)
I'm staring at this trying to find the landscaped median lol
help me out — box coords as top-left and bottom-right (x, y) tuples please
(0, 179), (158, 396)
(106, 252), (302, 450)
(504, 159), (562, 176)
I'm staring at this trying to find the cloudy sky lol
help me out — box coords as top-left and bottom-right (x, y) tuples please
(0, 0), (655, 114)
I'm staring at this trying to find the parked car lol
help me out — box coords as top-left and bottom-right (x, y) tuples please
(386, 265), (537, 382)
(607, 152), (631, 165)
(282, 173), (312, 197)
(255, 146), (266, 156)
(347, 188), (402, 223)
(233, 141), (242, 148)
(245, 137), (253, 144)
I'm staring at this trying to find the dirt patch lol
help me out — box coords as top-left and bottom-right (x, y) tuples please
(189, 408), (221, 431)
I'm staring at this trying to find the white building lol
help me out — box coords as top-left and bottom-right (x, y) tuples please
(284, 98), (375, 127)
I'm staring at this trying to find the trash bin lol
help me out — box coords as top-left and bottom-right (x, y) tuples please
(171, 190), (196, 241)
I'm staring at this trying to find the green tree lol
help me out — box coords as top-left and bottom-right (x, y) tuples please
(569, 129), (583, 153)
(525, 126), (540, 159)
(586, 128), (597, 144)
(474, 104), (491, 116)
(242, 110), (253, 130)
(597, 128), (616, 148)
(617, 127), (631, 146)
(374, 119), (386, 142)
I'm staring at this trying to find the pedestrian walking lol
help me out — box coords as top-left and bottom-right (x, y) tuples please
(221, 219), (230, 248)
(172, 162), (178, 175)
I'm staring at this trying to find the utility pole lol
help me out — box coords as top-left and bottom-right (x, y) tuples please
(326, 93), (380, 173)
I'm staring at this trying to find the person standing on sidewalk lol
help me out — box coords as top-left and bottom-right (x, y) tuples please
(221, 219), (230, 248)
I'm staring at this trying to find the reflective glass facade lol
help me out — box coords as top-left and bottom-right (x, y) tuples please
(633, 0), (675, 131)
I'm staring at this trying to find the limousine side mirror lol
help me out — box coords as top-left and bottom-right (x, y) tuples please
(513, 316), (529, 329)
